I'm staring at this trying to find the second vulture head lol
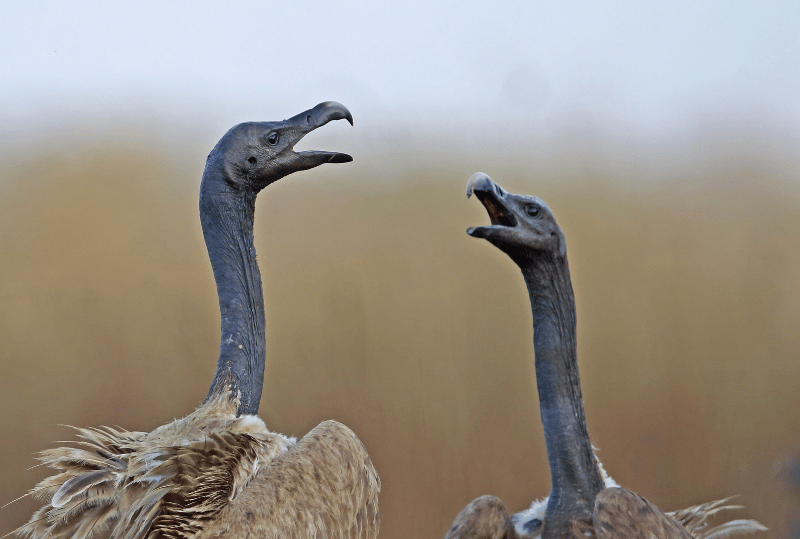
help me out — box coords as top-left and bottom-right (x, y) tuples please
(466, 172), (567, 260)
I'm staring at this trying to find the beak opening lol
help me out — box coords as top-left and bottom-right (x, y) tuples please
(467, 173), (517, 228)
(285, 101), (354, 167)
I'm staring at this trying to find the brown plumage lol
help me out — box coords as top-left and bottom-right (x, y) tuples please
(445, 173), (765, 539)
(15, 394), (292, 539)
(444, 496), (517, 539)
(198, 419), (379, 539)
(573, 489), (767, 539)
(11, 103), (379, 539)
(15, 393), (379, 539)
(446, 490), (764, 539)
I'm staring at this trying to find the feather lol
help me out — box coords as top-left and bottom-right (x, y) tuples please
(51, 470), (115, 508)
(669, 497), (740, 533)
(196, 420), (380, 539)
(11, 398), (297, 539)
(587, 487), (694, 539)
(699, 520), (768, 539)
(569, 488), (767, 539)
(669, 497), (766, 539)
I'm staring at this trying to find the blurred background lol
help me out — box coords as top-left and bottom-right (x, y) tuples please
(1, 1), (799, 538)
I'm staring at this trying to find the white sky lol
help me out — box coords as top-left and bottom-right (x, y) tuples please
(1, 0), (798, 143)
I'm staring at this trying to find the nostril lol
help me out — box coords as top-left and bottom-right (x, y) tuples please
(248, 157), (257, 165)
(306, 114), (312, 124)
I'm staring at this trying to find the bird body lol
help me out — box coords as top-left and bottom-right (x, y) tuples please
(196, 418), (379, 539)
(13, 102), (380, 539)
(445, 173), (763, 539)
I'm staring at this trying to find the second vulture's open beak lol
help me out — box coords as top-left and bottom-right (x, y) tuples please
(466, 172), (518, 238)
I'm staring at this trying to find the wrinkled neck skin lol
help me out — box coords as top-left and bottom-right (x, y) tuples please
(514, 250), (604, 539)
(199, 163), (265, 417)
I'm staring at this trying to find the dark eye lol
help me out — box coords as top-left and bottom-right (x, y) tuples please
(525, 205), (540, 217)
(267, 132), (279, 145)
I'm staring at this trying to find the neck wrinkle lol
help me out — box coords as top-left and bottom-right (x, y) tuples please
(518, 252), (604, 538)
(200, 177), (265, 417)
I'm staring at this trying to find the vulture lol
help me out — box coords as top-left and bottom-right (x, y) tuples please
(444, 173), (764, 539)
(12, 102), (380, 539)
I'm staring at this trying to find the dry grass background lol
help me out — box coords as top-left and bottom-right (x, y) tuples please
(0, 125), (798, 538)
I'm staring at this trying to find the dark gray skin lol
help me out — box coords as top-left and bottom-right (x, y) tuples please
(465, 173), (605, 539)
(201, 101), (353, 416)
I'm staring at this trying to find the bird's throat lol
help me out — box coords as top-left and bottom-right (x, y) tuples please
(519, 254), (605, 538)
(199, 173), (266, 416)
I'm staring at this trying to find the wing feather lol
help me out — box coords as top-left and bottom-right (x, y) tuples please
(699, 520), (767, 539)
(572, 488), (766, 539)
(13, 410), (295, 539)
(668, 499), (766, 539)
(196, 420), (381, 539)
(587, 487), (695, 539)
(52, 470), (116, 508)
(443, 495), (517, 539)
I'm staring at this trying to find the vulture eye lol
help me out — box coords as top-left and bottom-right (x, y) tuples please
(267, 132), (279, 145)
(525, 205), (540, 217)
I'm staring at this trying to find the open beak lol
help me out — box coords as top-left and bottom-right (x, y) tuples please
(466, 173), (517, 238)
(285, 101), (354, 165)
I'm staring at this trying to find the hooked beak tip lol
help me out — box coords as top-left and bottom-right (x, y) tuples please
(466, 172), (492, 199)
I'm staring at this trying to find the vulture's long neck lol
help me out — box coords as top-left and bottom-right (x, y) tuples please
(518, 251), (604, 538)
(199, 167), (265, 417)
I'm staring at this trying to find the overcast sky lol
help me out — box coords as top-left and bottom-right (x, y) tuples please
(2, 0), (798, 144)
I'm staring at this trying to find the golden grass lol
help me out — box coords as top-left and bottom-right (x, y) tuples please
(0, 132), (798, 538)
